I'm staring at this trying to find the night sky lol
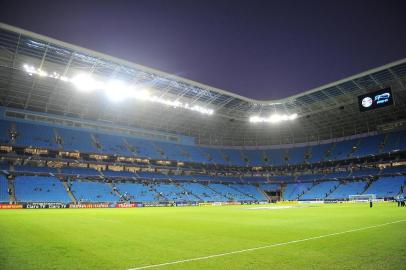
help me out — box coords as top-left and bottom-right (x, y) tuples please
(0, 0), (405, 100)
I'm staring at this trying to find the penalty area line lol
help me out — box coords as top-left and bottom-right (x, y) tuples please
(127, 219), (406, 270)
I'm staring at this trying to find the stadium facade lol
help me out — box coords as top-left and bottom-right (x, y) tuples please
(0, 23), (405, 207)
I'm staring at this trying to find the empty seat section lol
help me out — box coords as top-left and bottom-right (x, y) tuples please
(230, 184), (267, 200)
(288, 147), (307, 165)
(383, 131), (401, 153)
(61, 167), (100, 176)
(94, 133), (133, 156)
(154, 141), (186, 161)
(301, 181), (338, 200)
(241, 176), (268, 182)
(352, 135), (384, 157)
(296, 174), (324, 182)
(208, 183), (252, 201)
(14, 166), (57, 174)
(265, 149), (286, 166)
(137, 171), (167, 180)
(0, 120), (12, 144)
(324, 171), (350, 179)
(183, 183), (228, 201)
(178, 145), (209, 163)
(200, 147), (227, 165)
(102, 170), (136, 177)
(269, 175), (295, 182)
(14, 176), (71, 202)
(327, 181), (366, 199)
(70, 180), (117, 202)
(115, 183), (156, 202)
(309, 144), (330, 163)
(0, 175), (9, 202)
(58, 128), (96, 153)
(221, 149), (246, 166)
(14, 122), (57, 149)
(331, 139), (356, 160)
(399, 130), (406, 151)
(154, 183), (198, 201)
(364, 176), (405, 198)
(242, 149), (265, 166)
(125, 137), (161, 159)
(283, 182), (313, 200)
(350, 168), (379, 177)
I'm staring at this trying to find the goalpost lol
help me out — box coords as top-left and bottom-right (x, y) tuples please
(348, 194), (376, 202)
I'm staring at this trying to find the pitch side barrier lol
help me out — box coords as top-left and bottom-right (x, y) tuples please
(0, 201), (268, 209)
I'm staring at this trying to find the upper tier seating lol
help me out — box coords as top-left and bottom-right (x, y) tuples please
(14, 166), (57, 174)
(70, 180), (117, 203)
(221, 149), (246, 166)
(242, 149), (266, 166)
(350, 168), (379, 177)
(309, 143), (331, 163)
(296, 174), (325, 182)
(57, 128), (97, 153)
(1, 119), (405, 167)
(14, 122), (58, 149)
(352, 135), (384, 157)
(200, 147), (227, 165)
(102, 170), (136, 178)
(288, 146), (308, 165)
(14, 176), (71, 203)
(93, 133), (133, 156)
(61, 167), (101, 176)
(0, 175), (9, 202)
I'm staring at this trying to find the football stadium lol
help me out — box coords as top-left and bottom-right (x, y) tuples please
(0, 21), (406, 270)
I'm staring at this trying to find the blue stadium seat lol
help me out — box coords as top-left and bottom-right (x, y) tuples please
(14, 176), (71, 203)
(70, 180), (117, 203)
(0, 175), (9, 202)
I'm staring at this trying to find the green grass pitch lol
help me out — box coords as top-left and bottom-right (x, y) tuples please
(0, 203), (405, 270)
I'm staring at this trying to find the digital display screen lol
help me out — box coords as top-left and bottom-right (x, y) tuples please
(358, 88), (393, 112)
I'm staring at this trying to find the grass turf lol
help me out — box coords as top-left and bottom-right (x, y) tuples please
(0, 203), (405, 270)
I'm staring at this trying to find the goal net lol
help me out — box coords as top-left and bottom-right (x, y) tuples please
(348, 194), (376, 202)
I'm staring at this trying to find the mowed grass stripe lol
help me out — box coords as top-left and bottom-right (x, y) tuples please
(128, 219), (406, 270)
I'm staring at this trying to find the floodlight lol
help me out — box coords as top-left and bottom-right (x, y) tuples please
(71, 73), (97, 92)
(249, 113), (298, 123)
(104, 79), (130, 102)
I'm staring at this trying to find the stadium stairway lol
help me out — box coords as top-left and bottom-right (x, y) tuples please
(228, 184), (257, 200)
(150, 184), (169, 201)
(179, 183), (202, 201)
(108, 183), (123, 200)
(257, 187), (271, 201)
(7, 176), (16, 203)
(325, 182), (341, 198)
(205, 184), (232, 201)
(297, 182), (318, 200)
(61, 180), (77, 203)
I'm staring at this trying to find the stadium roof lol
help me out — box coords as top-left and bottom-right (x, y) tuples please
(0, 22), (405, 147)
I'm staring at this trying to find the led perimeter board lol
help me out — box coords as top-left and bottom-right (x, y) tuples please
(358, 88), (394, 112)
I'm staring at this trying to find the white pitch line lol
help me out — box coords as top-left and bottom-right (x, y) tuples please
(127, 219), (406, 270)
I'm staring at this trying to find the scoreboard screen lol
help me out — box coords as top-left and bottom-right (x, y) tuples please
(358, 88), (393, 112)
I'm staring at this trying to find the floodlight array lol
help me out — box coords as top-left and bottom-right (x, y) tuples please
(249, 113), (298, 123)
(23, 64), (214, 115)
